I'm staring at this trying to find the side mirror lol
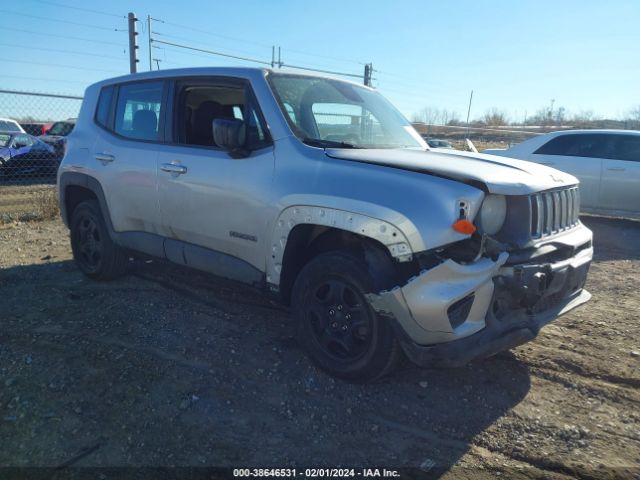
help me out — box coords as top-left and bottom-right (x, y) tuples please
(212, 118), (247, 158)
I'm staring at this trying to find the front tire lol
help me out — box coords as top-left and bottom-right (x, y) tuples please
(291, 250), (402, 382)
(70, 200), (127, 280)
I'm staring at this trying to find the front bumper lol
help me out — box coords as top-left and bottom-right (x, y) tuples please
(368, 224), (593, 366)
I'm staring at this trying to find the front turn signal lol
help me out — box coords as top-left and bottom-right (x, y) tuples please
(452, 219), (476, 235)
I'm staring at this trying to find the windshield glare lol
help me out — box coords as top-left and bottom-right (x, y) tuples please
(268, 74), (426, 149)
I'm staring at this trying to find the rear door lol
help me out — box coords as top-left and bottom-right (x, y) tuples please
(156, 77), (275, 271)
(92, 80), (167, 233)
(528, 133), (607, 209)
(598, 134), (640, 215)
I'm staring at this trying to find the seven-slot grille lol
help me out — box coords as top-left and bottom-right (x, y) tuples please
(529, 187), (580, 238)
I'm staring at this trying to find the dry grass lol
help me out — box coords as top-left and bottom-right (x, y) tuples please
(33, 188), (59, 220)
(0, 185), (58, 223)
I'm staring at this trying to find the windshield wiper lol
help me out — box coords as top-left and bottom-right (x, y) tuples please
(302, 138), (362, 149)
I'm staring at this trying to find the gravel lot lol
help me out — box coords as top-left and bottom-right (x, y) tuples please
(1, 216), (639, 479)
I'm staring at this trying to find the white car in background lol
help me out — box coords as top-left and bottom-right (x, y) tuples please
(485, 130), (640, 219)
(0, 118), (26, 133)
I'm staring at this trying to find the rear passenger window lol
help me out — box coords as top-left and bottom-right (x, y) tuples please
(95, 86), (114, 128)
(534, 134), (613, 159)
(114, 81), (164, 141)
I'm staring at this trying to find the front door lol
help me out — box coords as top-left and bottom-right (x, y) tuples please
(598, 134), (640, 215)
(157, 78), (275, 271)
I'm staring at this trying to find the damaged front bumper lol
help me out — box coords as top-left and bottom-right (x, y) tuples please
(367, 225), (593, 367)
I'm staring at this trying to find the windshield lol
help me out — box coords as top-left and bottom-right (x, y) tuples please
(267, 74), (426, 149)
(0, 120), (22, 132)
(48, 122), (74, 136)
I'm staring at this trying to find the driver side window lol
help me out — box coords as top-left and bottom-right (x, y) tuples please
(177, 83), (269, 150)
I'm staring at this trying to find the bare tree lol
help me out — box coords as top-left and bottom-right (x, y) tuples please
(626, 105), (640, 129)
(413, 107), (462, 126)
(481, 108), (509, 126)
(571, 110), (595, 128)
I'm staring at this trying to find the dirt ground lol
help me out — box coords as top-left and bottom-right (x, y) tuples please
(1, 215), (639, 479)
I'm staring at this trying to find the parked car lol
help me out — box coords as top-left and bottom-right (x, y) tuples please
(484, 130), (640, 219)
(423, 138), (454, 149)
(58, 68), (592, 381)
(0, 131), (57, 179)
(39, 120), (75, 159)
(21, 122), (53, 137)
(0, 118), (26, 133)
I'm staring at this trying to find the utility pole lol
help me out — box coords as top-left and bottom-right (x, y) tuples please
(147, 15), (152, 71)
(363, 63), (373, 86)
(127, 12), (139, 74)
(465, 89), (474, 137)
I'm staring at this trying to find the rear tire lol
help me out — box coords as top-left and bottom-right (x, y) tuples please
(69, 200), (127, 280)
(291, 250), (403, 382)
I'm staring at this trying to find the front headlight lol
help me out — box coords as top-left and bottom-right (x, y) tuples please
(477, 194), (507, 235)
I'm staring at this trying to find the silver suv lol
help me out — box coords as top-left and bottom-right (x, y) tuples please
(58, 68), (593, 381)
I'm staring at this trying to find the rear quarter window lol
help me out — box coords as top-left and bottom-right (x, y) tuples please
(95, 86), (115, 128)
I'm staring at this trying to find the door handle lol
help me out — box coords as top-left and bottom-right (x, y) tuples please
(160, 163), (188, 174)
(94, 152), (115, 164)
(607, 167), (625, 172)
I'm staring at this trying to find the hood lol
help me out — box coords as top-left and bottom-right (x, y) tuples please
(324, 148), (578, 195)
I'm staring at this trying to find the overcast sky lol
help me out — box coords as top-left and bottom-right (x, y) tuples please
(1, 0), (638, 121)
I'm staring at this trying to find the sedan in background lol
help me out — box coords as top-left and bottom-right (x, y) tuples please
(484, 130), (640, 219)
(423, 137), (455, 149)
(21, 122), (54, 136)
(0, 131), (56, 180)
(39, 120), (75, 158)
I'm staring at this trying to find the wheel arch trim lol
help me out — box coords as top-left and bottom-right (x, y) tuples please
(268, 205), (415, 288)
(59, 172), (114, 234)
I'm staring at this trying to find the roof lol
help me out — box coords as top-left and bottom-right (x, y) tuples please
(89, 66), (371, 91)
(545, 129), (640, 136)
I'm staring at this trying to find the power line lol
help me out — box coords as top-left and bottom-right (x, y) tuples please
(0, 26), (125, 46)
(0, 9), (126, 32)
(150, 30), (364, 80)
(151, 39), (272, 66)
(279, 47), (365, 66)
(26, 0), (125, 18)
(277, 50), (366, 74)
(159, 19), (273, 49)
(155, 17), (365, 67)
(0, 58), (122, 74)
(0, 88), (84, 100)
(152, 30), (271, 60)
(0, 43), (126, 61)
(280, 63), (363, 79)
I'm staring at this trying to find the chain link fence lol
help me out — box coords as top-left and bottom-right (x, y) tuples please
(0, 90), (82, 222)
